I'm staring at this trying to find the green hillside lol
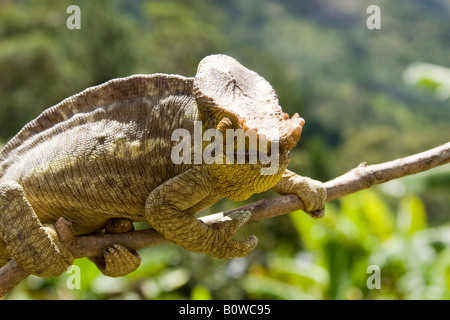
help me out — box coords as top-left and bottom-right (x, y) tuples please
(1, 0), (449, 300)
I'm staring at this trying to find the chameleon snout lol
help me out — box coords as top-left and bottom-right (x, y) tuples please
(281, 113), (305, 150)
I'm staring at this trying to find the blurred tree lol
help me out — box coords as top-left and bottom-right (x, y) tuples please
(0, 0), (449, 300)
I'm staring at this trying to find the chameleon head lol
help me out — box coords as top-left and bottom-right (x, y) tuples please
(193, 54), (305, 199)
(193, 54), (305, 156)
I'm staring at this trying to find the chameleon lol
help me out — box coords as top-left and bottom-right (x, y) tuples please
(0, 54), (326, 278)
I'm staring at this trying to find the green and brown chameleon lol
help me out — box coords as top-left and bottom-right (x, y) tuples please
(0, 54), (326, 278)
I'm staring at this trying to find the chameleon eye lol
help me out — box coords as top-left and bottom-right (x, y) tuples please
(216, 116), (236, 134)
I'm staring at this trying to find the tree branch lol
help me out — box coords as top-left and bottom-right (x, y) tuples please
(1, 142), (449, 297)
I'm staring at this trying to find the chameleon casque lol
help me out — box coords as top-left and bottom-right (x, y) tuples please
(0, 54), (326, 278)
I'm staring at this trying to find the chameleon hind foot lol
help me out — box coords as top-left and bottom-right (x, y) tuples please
(89, 243), (141, 277)
(88, 218), (141, 277)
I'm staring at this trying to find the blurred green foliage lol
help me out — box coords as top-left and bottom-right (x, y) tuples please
(0, 0), (449, 299)
(7, 189), (450, 300)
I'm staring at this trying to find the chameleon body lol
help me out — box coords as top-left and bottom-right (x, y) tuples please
(0, 55), (326, 277)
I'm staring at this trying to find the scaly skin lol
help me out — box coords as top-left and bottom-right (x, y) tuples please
(0, 55), (326, 278)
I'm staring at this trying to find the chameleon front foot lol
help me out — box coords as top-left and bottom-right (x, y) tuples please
(272, 171), (327, 219)
(307, 208), (325, 219)
(201, 210), (258, 259)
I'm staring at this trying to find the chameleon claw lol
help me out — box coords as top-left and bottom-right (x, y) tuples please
(292, 113), (305, 126)
(242, 121), (250, 132)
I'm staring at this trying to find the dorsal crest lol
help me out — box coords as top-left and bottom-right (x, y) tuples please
(0, 74), (193, 171)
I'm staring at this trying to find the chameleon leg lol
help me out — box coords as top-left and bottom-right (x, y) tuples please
(0, 180), (74, 277)
(145, 167), (257, 259)
(271, 169), (327, 218)
(0, 239), (8, 268)
(88, 218), (141, 277)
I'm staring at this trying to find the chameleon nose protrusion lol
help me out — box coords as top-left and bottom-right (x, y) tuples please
(279, 115), (305, 150)
(287, 123), (303, 149)
(239, 119), (249, 131)
(291, 113), (305, 126)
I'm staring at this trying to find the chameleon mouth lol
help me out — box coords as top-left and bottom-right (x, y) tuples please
(238, 113), (305, 151)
